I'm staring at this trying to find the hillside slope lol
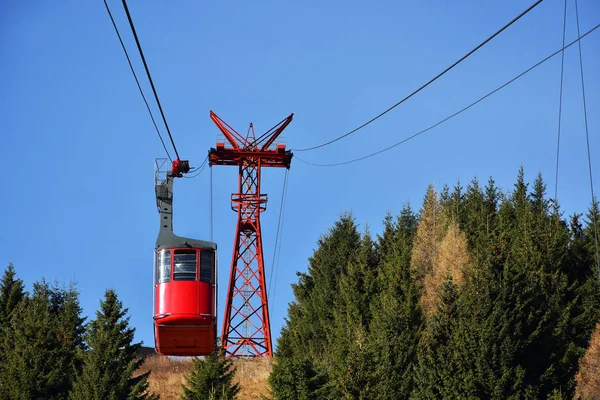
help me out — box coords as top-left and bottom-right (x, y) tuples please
(138, 356), (271, 399)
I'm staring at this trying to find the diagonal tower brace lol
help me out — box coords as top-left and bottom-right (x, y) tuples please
(209, 110), (293, 358)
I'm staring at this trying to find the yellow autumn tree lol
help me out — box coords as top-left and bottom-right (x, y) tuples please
(419, 221), (472, 316)
(575, 322), (600, 399)
(412, 185), (473, 315)
(411, 184), (446, 282)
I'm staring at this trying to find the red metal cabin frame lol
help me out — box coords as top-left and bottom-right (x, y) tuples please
(153, 159), (218, 357)
(209, 110), (293, 358)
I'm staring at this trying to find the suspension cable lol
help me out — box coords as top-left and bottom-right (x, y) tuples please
(103, 0), (172, 162)
(270, 169), (290, 307)
(121, 0), (181, 160)
(554, 0), (568, 204)
(574, 0), (600, 279)
(294, 22), (600, 167)
(268, 169), (290, 300)
(292, 0), (544, 152)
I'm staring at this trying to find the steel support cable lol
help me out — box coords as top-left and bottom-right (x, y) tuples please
(554, 0), (568, 203)
(268, 169), (289, 301)
(295, 22), (600, 167)
(293, 0), (544, 152)
(574, 0), (600, 279)
(210, 165), (214, 242)
(121, 0), (181, 160)
(103, 0), (172, 162)
(271, 170), (290, 306)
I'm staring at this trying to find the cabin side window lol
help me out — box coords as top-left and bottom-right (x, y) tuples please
(157, 250), (172, 284)
(174, 249), (197, 281)
(200, 251), (213, 283)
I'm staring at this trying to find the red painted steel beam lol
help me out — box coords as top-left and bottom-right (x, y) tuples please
(209, 111), (293, 359)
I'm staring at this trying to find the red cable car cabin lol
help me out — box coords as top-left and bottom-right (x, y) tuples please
(153, 160), (217, 356)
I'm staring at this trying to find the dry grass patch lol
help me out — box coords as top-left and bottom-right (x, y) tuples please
(138, 356), (194, 399)
(139, 355), (272, 400)
(233, 358), (272, 399)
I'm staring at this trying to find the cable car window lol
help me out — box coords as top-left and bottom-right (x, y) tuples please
(200, 251), (212, 283)
(174, 250), (197, 281)
(157, 250), (171, 284)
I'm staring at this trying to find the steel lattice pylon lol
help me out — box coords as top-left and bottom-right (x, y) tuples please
(208, 110), (293, 358)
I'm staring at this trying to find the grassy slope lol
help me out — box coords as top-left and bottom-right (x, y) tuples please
(138, 356), (271, 400)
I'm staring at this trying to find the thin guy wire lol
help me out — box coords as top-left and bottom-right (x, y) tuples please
(293, 0), (544, 152)
(268, 169), (289, 300)
(554, 0), (568, 203)
(103, 0), (172, 162)
(121, 0), (181, 160)
(294, 22), (600, 167)
(574, 0), (600, 279)
(271, 169), (290, 306)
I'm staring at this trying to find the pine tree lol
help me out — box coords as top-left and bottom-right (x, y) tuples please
(69, 289), (156, 400)
(369, 204), (422, 399)
(584, 198), (600, 282)
(412, 277), (465, 399)
(181, 354), (240, 400)
(268, 356), (327, 400)
(0, 280), (85, 400)
(329, 231), (378, 398)
(0, 264), (26, 365)
(270, 213), (361, 398)
(0, 264), (25, 332)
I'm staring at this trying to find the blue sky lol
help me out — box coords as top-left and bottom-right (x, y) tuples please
(1, 0), (599, 349)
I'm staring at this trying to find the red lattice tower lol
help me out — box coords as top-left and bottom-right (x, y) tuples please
(208, 110), (293, 358)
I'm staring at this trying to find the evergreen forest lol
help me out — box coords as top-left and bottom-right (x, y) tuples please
(0, 269), (156, 399)
(1, 169), (599, 399)
(269, 169), (600, 399)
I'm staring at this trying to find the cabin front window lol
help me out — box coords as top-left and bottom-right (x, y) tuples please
(157, 250), (172, 284)
(200, 251), (213, 283)
(174, 249), (197, 281)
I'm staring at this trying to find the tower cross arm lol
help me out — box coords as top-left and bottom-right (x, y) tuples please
(257, 113), (294, 151)
(210, 110), (247, 149)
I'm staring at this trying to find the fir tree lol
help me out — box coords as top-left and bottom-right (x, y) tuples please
(268, 356), (327, 400)
(412, 277), (466, 399)
(69, 289), (156, 400)
(329, 231), (379, 398)
(0, 280), (85, 400)
(0, 264), (25, 333)
(369, 204), (421, 399)
(270, 213), (361, 397)
(181, 354), (240, 400)
(0, 264), (26, 365)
